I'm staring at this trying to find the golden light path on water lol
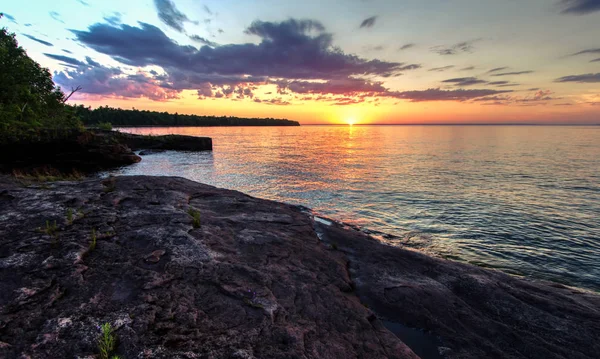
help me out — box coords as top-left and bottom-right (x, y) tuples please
(112, 125), (600, 292)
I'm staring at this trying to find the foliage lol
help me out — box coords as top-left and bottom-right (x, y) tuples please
(72, 105), (300, 127)
(66, 208), (73, 224)
(188, 207), (201, 228)
(98, 323), (117, 359)
(0, 27), (81, 143)
(44, 220), (58, 236)
(90, 229), (97, 251)
(96, 122), (113, 131)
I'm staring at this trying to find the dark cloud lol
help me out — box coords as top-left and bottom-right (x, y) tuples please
(389, 88), (512, 102)
(44, 53), (87, 67)
(1, 13), (17, 23)
(460, 66), (475, 71)
(487, 67), (509, 73)
(431, 39), (480, 55)
(72, 20), (417, 81)
(274, 78), (387, 95)
(188, 34), (218, 47)
(571, 48), (600, 57)
(153, 0), (195, 33)
(474, 89), (556, 105)
(441, 77), (488, 86)
(49, 11), (65, 24)
(76, 0), (90, 5)
(488, 81), (509, 85)
(359, 16), (377, 28)
(86, 57), (101, 67)
(429, 65), (455, 72)
(63, 49), (73, 54)
(491, 71), (533, 77)
(559, 0), (600, 14)
(22, 34), (54, 47)
(554, 73), (600, 83)
(399, 43), (415, 51)
(24, 23), (32, 27)
(592, 58), (600, 62)
(203, 5), (212, 15)
(103, 12), (122, 26)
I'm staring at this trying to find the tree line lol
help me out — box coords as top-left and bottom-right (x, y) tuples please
(73, 105), (300, 127)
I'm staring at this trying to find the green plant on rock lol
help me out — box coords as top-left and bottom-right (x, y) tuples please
(44, 220), (57, 236)
(89, 229), (97, 251)
(98, 323), (118, 359)
(97, 122), (113, 131)
(66, 208), (73, 224)
(187, 207), (201, 228)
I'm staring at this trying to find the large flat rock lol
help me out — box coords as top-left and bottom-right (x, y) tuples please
(0, 175), (598, 358)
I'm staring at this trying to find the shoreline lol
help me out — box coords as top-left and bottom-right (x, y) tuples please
(1, 175), (598, 358)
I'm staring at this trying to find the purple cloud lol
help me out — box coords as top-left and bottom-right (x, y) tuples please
(559, 0), (600, 14)
(153, 0), (195, 33)
(441, 77), (488, 86)
(431, 39), (480, 55)
(429, 65), (455, 72)
(399, 43), (416, 51)
(491, 71), (534, 77)
(555, 73), (600, 83)
(388, 88), (512, 102)
(359, 16), (378, 29)
(22, 34), (53, 47)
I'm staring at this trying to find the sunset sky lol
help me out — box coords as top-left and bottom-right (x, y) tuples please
(2, 0), (600, 124)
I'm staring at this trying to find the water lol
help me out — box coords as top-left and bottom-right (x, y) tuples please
(111, 125), (600, 292)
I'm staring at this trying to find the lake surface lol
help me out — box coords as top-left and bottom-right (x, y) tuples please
(112, 125), (600, 291)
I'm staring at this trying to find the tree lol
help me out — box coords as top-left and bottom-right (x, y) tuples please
(0, 26), (81, 142)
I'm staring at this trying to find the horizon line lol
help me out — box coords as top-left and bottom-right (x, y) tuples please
(300, 123), (600, 126)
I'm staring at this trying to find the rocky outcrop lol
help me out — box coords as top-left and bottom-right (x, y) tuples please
(106, 131), (213, 152)
(0, 176), (598, 358)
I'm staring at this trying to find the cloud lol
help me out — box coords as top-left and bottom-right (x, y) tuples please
(487, 67), (509, 73)
(441, 77), (488, 86)
(54, 64), (180, 101)
(49, 11), (65, 24)
(188, 34), (218, 47)
(76, 0), (90, 5)
(44, 53), (87, 67)
(153, 0), (195, 33)
(488, 81), (509, 85)
(429, 65), (455, 72)
(359, 16), (377, 28)
(460, 66), (475, 71)
(22, 34), (54, 47)
(474, 89), (557, 105)
(592, 58), (600, 62)
(431, 39), (480, 55)
(1, 13), (17, 23)
(274, 78), (388, 95)
(559, 0), (600, 14)
(571, 48), (600, 56)
(555, 73), (600, 83)
(72, 20), (417, 81)
(389, 88), (512, 102)
(399, 43), (415, 51)
(491, 71), (533, 77)
(63, 49), (73, 54)
(103, 12), (122, 26)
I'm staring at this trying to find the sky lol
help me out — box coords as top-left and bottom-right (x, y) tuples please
(1, 0), (600, 124)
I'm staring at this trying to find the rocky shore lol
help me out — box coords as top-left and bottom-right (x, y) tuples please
(0, 175), (598, 359)
(0, 130), (212, 174)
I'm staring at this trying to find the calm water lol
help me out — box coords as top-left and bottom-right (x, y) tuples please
(112, 125), (600, 291)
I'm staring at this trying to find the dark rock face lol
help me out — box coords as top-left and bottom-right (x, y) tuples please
(0, 131), (141, 174)
(317, 221), (600, 359)
(0, 176), (599, 359)
(109, 131), (213, 152)
(0, 176), (416, 359)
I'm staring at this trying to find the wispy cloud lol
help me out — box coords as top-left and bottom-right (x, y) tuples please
(49, 11), (65, 24)
(22, 34), (54, 47)
(460, 66), (475, 71)
(442, 77), (488, 86)
(558, 0), (600, 15)
(1, 13), (17, 23)
(153, 0), (196, 33)
(431, 39), (480, 55)
(103, 12), (122, 26)
(571, 48), (600, 56)
(429, 65), (455, 72)
(44, 53), (87, 67)
(592, 58), (600, 62)
(390, 88), (511, 102)
(491, 71), (534, 77)
(189, 34), (218, 47)
(555, 73), (600, 82)
(399, 43), (415, 51)
(359, 16), (377, 29)
(76, 0), (90, 5)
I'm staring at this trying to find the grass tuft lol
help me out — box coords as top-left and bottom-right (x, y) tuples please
(187, 207), (201, 228)
(98, 323), (118, 359)
(44, 220), (58, 236)
(66, 208), (73, 224)
(89, 229), (97, 251)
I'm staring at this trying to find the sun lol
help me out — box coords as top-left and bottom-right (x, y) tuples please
(346, 117), (356, 126)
